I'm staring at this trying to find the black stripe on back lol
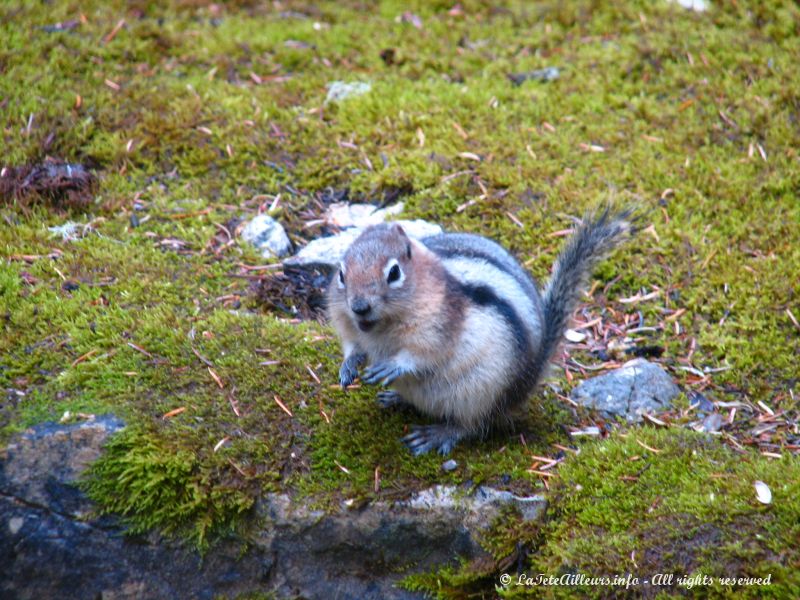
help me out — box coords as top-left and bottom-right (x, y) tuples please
(425, 243), (539, 300)
(458, 282), (529, 358)
(458, 280), (539, 414)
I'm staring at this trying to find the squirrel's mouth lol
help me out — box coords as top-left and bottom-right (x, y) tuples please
(357, 319), (378, 332)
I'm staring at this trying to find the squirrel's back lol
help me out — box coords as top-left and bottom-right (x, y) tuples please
(421, 232), (547, 413)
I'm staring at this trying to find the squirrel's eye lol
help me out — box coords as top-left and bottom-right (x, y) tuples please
(338, 270), (345, 286)
(387, 264), (401, 284)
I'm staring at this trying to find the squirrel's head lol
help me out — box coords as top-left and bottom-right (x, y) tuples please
(334, 222), (416, 333)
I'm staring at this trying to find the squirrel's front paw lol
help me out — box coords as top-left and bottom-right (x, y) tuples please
(339, 352), (366, 388)
(339, 363), (358, 388)
(363, 361), (406, 386)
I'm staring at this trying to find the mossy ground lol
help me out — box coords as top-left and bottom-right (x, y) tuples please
(1, 0), (798, 595)
(406, 429), (800, 598)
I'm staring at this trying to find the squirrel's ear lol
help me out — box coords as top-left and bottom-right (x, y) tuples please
(391, 223), (407, 238)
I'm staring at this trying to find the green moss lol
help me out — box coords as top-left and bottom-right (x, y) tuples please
(82, 424), (254, 550)
(525, 429), (800, 599)
(408, 429), (800, 599)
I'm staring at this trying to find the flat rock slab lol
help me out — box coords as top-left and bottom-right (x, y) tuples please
(570, 358), (681, 422)
(402, 484), (546, 523)
(0, 415), (124, 518)
(259, 485), (544, 599)
(1, 416), (546, 600)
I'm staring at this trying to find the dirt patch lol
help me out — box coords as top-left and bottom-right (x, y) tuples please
(253, 267), (329, 321)
(0, 160), (96, 209)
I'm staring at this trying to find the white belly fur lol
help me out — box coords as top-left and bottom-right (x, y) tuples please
(393, 305), (516, 430)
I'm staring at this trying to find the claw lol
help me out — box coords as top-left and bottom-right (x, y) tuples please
(401, 424), (465, 456)
(401, 430), (432, 456)
(377, 390), (404, 409)
(363, 361), (404, 386)
(339, 353), (365, 388)
(339, 363), (358, 388)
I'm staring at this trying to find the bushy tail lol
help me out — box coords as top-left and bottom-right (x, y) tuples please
(537, 208), (635, 374)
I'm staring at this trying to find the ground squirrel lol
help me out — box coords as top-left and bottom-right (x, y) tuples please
(328, 209), (634, 455)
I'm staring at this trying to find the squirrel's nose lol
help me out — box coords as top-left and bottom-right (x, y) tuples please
(351, 298), (371, 316)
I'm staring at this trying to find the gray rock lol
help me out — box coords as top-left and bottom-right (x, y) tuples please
(697, 412), (723, 433)
(0, 416), (281, 600)
(442, 459), (458, 472)
(570, 358), (681, 422)
(0, 415), (124, 519)
(399, 484), (546, 525)
(473, 486), (546, 523)
(283, 219), (442, 271)
(325, 81), (371, 104)
(258, 486), (500, 599)
(1, 416), (546, 600)
(508, 67), (560, 86)
(256, 482), (545, 599)
(240, 214), (293, 258)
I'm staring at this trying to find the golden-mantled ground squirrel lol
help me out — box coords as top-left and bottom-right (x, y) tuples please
(328, 209), (634, 455)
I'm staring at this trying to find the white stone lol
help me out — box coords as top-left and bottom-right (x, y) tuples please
(325, 81), (371, 104)
(325, 202), (405, 228)
(670, 0), (708, 12)
(754, 480), (772, 505)
(241, 214), (293, 258)
(564, 328), (587, 342)
(48, 221), (82, 241)
(8, 517), (24, 535)
(441, 459), (458, 472)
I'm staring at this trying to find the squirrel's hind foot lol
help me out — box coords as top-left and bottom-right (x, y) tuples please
(402, 424), (467, 456)
(377, 390), (406, 409)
